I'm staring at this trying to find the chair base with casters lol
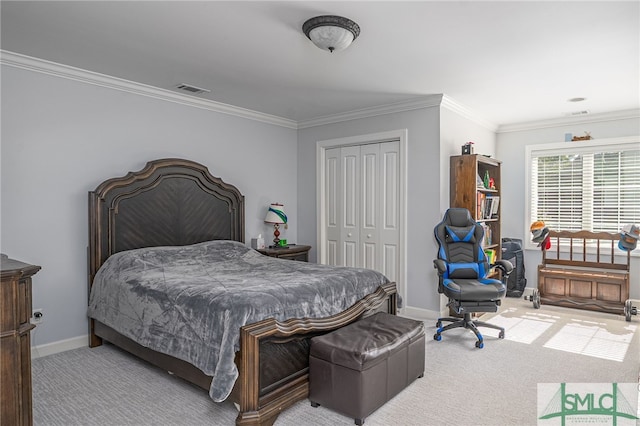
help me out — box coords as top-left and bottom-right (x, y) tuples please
(434, 301), (505, 349)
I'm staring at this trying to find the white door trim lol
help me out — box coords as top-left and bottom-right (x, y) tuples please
(316, 129), (408, 307)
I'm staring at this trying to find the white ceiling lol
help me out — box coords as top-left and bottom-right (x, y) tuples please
(2, 1), (638, 127)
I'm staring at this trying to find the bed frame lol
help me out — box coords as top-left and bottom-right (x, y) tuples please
(87, 158), (397, 426)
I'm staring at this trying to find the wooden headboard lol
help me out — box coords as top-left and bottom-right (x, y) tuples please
(88, 158), (245, 287)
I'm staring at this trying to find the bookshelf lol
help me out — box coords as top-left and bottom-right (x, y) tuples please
(450, 154), (502, 263)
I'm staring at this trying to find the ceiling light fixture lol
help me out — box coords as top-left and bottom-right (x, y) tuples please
(302, 15), (360, 53)
(567, 97), (587, 103)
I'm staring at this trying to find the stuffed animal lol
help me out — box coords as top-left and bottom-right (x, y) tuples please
(619, 224), (639, 251)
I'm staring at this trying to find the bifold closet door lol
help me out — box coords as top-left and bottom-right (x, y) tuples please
(364, 141), (400, 284)
(325, 145), (360, 267)
(324, 141), (400, 283)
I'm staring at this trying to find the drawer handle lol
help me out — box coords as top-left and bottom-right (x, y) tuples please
(367, 234), (372, 238)
(347, 233), (352, 237)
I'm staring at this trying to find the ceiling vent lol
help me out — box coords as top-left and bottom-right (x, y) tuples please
(175, 84), (211, 94)
(564, 110), (590, 117)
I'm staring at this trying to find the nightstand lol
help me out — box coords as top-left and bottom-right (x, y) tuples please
(257, 245), (311, 262)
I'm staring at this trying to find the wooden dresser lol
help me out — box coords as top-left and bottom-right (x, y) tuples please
(1, 254), (41, 426)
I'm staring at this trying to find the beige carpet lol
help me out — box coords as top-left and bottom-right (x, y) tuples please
(32, 298), (640, 425)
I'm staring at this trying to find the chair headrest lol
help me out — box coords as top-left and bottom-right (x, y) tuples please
(444, 208), (474, 227)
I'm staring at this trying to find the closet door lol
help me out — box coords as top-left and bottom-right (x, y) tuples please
(341, 146), (361, 267)
(378, 141), (400, 285)
(360, 142), (400, 280)
(360, 143), (379, 270)
(324, 141), (400, 280)
(325, 148), (340, 266)
(324, 146), (360, 267)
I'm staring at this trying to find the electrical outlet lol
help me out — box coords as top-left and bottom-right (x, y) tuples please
(32, 308), (44, 324)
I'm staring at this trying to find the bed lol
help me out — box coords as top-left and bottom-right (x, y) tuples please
(87, 158), (397, 426)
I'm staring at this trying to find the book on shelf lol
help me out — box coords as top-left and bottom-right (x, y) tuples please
(489, 196), (500, 218)
(484, 248), (497, 264)
(479, 222), (492, 247)
(484, 196), (492, 220)
(476, 193), (500, 220)
(476, 192), (485, 220)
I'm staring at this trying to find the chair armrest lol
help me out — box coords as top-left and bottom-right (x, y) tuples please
(433, 259), (447, 276)
(492, 259), (513, 277)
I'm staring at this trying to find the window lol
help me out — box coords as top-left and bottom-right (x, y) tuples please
(526, 137), (640, 246)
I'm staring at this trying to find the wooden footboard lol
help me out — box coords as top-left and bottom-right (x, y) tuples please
(236, 282), (397, 426)
(90, 282), (397, 426)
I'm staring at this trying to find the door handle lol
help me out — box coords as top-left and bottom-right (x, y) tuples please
(347, 233), (352, 237)
(367, 234), (372, 238)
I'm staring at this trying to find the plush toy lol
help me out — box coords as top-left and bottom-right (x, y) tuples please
(530, 220), (551, 250)
(619, 224), (639, 251)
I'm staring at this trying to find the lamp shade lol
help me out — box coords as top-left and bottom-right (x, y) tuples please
(264, 203), (287, 224)
(302, 15), (360, 53)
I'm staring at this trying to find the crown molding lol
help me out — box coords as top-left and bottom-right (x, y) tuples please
(0, 51), (452, 131)
(297, 95), (444, 129)
(0, 50), (298, 129)
(440, 95), (498, 132)
(10, 50), (632, 135)
(497, 109), (640, 133)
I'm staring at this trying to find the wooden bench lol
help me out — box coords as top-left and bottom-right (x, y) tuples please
(536, 230), (631, 314)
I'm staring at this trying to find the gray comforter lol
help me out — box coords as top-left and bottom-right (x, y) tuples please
(87, 240), (389, 402)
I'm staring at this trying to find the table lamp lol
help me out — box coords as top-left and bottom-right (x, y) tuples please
(264, 203), (287, 247)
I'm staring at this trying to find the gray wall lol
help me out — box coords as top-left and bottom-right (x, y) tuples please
(439, 107), (497, 310)
(439, 107), (497, 214)
(1, 65), (298, 346)
(4, 59), (637, 349)
(496, 116), (640, 299)
(297, 106), (442, 313)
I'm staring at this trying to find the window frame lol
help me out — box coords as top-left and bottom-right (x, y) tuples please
(524, 136), (640, 255)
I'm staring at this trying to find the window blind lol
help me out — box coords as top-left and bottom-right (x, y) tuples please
(529, 142), (640, 234)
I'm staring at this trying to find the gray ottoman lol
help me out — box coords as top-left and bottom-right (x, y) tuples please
(309, 312), (425, 425)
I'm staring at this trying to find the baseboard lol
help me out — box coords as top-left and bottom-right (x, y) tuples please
(31, 335), (87, 359)
(402, 292), (538, 322)
(400, 305), (441, 321)
(522, 287), (535, 297)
